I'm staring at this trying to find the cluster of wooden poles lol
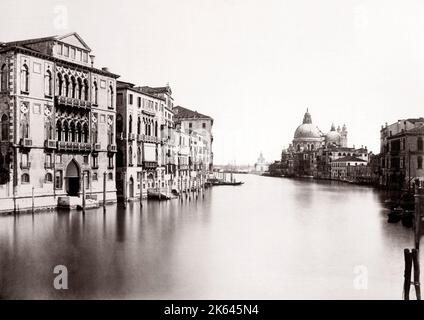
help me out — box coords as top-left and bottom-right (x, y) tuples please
(403, 185), (424, 300)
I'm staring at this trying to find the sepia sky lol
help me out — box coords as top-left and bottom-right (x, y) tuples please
(1, 0), (424, 165)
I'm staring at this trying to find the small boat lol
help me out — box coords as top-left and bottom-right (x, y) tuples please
(388, 206), (403, 223)
(401, 210), (414, 228)
(211, 180), (244, 186)
(147, 189), (171, 200)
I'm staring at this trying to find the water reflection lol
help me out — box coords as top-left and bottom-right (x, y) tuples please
(0, 174), (415, 299)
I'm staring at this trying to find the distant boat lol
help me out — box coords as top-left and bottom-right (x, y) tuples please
(388, 206), (403, 223)
(208, 178), (244, 186)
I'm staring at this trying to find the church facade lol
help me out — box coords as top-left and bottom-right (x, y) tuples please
(281, 109), (370, 179)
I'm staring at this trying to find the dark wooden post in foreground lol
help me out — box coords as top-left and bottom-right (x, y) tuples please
(404, 249), (413, 300)
(412, 248), (421, 300)
(403, 185), (424, 300)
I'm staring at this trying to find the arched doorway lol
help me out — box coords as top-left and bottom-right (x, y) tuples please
(129, 177), (134, 198)
(66, 159), (80, 196)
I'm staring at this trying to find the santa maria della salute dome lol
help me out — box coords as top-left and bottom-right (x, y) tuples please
(291, 109), (347, 152)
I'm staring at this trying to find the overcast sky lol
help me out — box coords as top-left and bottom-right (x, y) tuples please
(1, 0), (424, 165)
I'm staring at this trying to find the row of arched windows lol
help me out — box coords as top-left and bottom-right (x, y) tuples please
(127, 115), (158, 137)
(0, 64), (7, 92)
(56, 120), (89, 143)
(57, 73), (89, 101)
(128, 146), (144, 166)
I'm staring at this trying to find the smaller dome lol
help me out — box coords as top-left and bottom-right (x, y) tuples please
(325, 124), (341, 145)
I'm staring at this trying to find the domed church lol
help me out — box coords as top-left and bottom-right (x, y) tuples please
(291, 109), (348, 152)
(292, 109), (324, 152)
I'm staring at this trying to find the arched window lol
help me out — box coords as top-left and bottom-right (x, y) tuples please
(83, 123), (89, 143)
(70, 121), (76, 142)
(1, 114), (8, 141)
(128, 146), (133, 165)
(154, 121), (158, 137)
(84, 80), (89, 101)
(297, 144), (300, 151)
(137, 147), (141, 165)
(63, 121), (69, 141)
(0, 64), (7, 92)
(64, 75), (70, 97)
(56, 120), (62, 141)
(45, 172), (53, 183)
(57, 73), (63, 96)
(93, 81), (98, 105)
(108, 85), (114, 108)
(108, 172), (113, 180)
(418, 137), (423, 151)
(20, 64), (29, 92)
(71, 76), (76, 98)
(20, 111), (29, 139)
(77, 78), (83, 100)
(76, 122), (82, 142)
(129, 115), (133, 134)
(21, 173), (30, 183)
(45, 70), (53, 96)
(418, 156), (423, 170)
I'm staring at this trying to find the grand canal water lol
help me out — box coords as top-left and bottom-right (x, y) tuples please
(0, 174), (414, 299)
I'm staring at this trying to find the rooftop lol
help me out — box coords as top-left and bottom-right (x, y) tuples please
(174, 105), (213, 121)
(333, 155), (367, 163)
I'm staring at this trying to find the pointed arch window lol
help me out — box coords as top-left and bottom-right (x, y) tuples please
(64, 75), (70, 97)
(108, 85), (114, 109)
(77, 78), (83, 100)
(56, 120), (62, 141)
(84, 79), (89, 101)
(128, 146), (133, 166)
(0, 64), (7, 92)
(128, 115), (133, 134)
(71, 76), (76, 98)
(1, 114), (8, 141)
(20, 64), (29, 93)
(45, 69), (53, 96)
(57, 73), (63, 96)
(93, 81), (98, 105)
(83, 123), (89, 143)
(137, 147), (142, 165)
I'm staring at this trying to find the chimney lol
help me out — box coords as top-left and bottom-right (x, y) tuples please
(89, 54), (95, 67)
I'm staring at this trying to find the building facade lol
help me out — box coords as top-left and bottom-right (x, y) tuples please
(380, 118), (424, 189)
(0, 33), (119, 212)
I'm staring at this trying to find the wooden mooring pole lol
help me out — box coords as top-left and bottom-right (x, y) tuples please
(404, 249), (413, 300)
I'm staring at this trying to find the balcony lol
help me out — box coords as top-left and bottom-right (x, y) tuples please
(20, 138), (32, 148)
(56, 96), (92, 109)
(107, 144), (117, 153)
(143, 161), (158, 169)
(20, 162), (31, 169)
(128, 133), (136, 141)
(178, 164), (189, 170)
(141, 135), (160, 144)
(93, 143), (101, 151)
(57, 141), (92, 152)
(44, 139), (57, 149)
